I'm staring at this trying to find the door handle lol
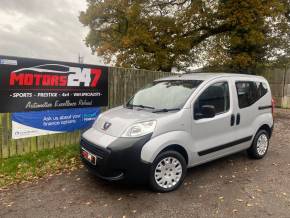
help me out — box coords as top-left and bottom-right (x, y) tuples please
(231, 114), (235, 126)
(236, 113), (241, 125)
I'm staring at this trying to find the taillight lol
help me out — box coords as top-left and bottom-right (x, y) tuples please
(271, 98), (275, 115)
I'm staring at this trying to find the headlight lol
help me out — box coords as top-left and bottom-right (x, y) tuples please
(122, 120), (156, 137)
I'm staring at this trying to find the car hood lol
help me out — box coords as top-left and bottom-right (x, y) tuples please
(94, 106), (167, 137)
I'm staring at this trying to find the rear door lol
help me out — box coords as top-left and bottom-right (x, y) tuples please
(233, 79), (271, 142)
(191, 77), (241, 164)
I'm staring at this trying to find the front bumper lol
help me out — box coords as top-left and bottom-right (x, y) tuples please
(80, 133), (152, 183)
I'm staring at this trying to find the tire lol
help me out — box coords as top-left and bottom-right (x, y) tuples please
(149, 150), (187, 192)
(247, 130), (269, 159)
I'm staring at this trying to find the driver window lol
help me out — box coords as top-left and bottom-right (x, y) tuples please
(194, 82), (230, 119)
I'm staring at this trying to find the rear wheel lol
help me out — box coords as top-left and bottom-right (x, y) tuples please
(149, 150), (187, 192)
(247, 130), (269, 159)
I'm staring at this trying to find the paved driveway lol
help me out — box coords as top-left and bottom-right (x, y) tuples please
(1, 109), (290, 218)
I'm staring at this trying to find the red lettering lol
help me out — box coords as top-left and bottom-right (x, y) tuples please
(90, 69), (102, 87)
(34, 74), (42, 86)
(50, 75), (59, 86)
(59, 75), (67, 86)
(24, 74), (33, 85)
(10, 71), (69, 87)
(42, 75), (51, 86)
(10, 72), (24, 86)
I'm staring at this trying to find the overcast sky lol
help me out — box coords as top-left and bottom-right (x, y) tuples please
(0, 0), (103, 65)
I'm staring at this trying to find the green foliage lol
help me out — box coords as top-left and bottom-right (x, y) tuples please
(224, 0), (290, 72)
(80, 0), (290, 73)
(0, 144), (81, 188)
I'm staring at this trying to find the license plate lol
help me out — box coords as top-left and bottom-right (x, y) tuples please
(81, 148), (97, 165)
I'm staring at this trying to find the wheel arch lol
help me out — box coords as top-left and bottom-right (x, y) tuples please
(141, 131), (193, 164)
(256, 124), (273, 138)
(160, 144), (189, 165)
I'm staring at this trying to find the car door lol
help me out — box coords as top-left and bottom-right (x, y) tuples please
(190, 78), (242, 165)
(233, 79), (270, 143)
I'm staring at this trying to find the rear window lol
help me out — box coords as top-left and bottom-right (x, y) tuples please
(235, 81), (268, 108)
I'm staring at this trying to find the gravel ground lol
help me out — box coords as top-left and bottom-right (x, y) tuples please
(1, 109), (290, 218)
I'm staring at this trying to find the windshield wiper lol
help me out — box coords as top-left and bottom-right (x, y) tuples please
(127, 104), (155, 109)
(152, 108), (180, 113)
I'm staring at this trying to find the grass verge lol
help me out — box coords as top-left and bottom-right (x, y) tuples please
(0, 144), (81, 188)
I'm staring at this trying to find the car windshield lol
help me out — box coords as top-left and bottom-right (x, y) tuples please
(126, 80), (203, 111)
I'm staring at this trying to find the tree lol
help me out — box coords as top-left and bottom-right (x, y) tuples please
(270, 0), (290, 69)
(204, 0), (290, 73)
(80, 0), (290, 72)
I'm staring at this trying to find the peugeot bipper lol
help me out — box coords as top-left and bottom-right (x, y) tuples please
(80, 73), (274, 192)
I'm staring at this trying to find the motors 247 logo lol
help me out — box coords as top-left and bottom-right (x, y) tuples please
(9, 64), (102, 88)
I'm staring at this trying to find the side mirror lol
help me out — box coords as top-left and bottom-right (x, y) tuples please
(195, 105), (216, 120)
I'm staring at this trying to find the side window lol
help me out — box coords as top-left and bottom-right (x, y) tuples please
(236, 81), (268, 108)
(194, 82), (230, 119)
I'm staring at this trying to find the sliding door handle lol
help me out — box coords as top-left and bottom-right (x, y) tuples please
(236, 113), (241, 125)
(231, 114), (235, 126)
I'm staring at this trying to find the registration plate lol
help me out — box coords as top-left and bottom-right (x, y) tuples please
(81, 147), (97, 165)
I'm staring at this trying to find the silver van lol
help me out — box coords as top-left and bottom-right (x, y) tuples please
(80, 73), (274, 192)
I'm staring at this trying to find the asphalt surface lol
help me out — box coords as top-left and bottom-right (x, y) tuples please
(1, 109), (290, 218)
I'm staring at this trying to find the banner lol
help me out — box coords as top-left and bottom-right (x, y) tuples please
(0, 55), (108, 112)
(12, 107), (100, 139)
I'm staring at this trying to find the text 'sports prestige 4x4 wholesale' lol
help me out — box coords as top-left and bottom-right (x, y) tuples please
(80, 73), (274, 192)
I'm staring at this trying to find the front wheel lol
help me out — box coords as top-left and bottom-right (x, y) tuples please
(149, 150), (187, 192)
(247, 130), (269, 159)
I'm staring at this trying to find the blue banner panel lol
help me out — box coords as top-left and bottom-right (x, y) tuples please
(12, 107), (100, 139)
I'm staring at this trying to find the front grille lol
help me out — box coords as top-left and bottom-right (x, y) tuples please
(80, 138), (110, 159)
